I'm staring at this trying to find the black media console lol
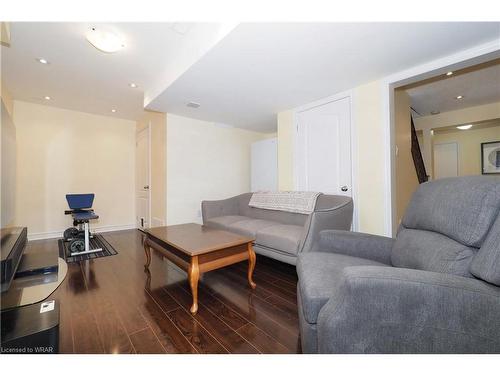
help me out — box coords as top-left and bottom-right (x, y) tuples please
(1, 227), (62, 353)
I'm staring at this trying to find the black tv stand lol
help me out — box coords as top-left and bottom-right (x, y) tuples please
(1, 228), (67, 353)
(0, 227), (27, 292)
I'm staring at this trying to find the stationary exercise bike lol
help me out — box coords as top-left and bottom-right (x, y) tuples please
(63, 194), (102, 256)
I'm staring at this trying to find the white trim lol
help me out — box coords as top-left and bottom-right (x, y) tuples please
(292, 89), (359, 231)
(28, 224), (137, 241)
(381, 40), (500, 236)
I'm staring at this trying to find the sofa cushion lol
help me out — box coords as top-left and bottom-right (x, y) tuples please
(297, 252), (388, 324)
(392, 229), (476, 278)
(204, 215), (250, 230)
(227, 219), (279, 238)
(256, 224), (304, 255)
(402, 176), (500, 248)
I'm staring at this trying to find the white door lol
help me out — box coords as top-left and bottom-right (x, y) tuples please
(136, 127), (150, 228)
(251, 138), (278, 191)
(434, 142), (458, 179)
(296, 97), (352, 196)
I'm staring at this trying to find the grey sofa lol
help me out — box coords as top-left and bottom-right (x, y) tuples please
(202, 193), (353, 265)
(297, 176), (500, 353)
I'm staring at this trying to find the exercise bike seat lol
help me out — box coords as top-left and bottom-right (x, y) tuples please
(72, 211), (99, 221)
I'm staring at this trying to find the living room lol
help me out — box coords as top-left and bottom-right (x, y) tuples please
(1, 0), (500, 372)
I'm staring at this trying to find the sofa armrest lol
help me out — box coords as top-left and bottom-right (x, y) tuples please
(316, 230), (394, 265)
(317, 266), (500, 353)
(201, 196), (240, 223)
(299, 198), (353, 253)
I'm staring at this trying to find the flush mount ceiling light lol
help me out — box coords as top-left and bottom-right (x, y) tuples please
(111, 109), (117, 113)
(37, 58), (49, 64)
(44, 96), (51, 100)
(187, 101), (201, 108)
(457, 124), (473, 130)
(129, 83), (138, 88)
(446, 71), (453, 76)
(455, 95), (464, 100)
(86, 27), (125, 53)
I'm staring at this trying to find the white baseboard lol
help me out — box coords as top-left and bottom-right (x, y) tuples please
(28, 223), (137, 241)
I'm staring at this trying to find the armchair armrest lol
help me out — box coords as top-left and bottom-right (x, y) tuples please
(316, 230), (394, 265)
(201, 195), (240, 223)
(299, 197), (353, 253)
(317, 266), (500, 353)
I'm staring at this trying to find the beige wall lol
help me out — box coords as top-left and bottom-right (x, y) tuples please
(136, 110), (167, 226)
(13, 101), (136, 239)
(166, 113), (269, 225)
(414, 101), (500, 178)
(0, 22), (10, 47)
(414, 101), (500, 131)
(1, 78), (14, 117)
(352, 81), (387, 235)
(1, 84), (16, 227)
(433, 122), (500, 176)
(277, 110), (294, 190)
(394, 89), (419, 226)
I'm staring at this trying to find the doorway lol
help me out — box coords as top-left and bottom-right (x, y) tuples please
(136, 125), (150, 229)
(384, 45), (499, 236)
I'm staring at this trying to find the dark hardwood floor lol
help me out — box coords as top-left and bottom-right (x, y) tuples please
(29, 229), (301, 354)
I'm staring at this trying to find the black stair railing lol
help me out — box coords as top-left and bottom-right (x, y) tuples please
(411, 115), (428, 183)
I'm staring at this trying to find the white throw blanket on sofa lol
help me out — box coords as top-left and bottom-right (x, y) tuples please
(248, 191), (322, 214)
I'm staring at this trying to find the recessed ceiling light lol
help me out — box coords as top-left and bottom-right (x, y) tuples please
(44, 96), (51, 100)
(187, 101), (200, 108)
(129, 83), (138, 88)
(37, 58), (49, 64)
(446, 71), (453, 76)
(455, 95), (464, 100)
(430, 110), (440, 115)
(86, 27), (125, 53)
(111, 109), (116, 113)
(457, 124), (473, 130)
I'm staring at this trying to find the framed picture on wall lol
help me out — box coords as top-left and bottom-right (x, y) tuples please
(481, 141), (500, 175)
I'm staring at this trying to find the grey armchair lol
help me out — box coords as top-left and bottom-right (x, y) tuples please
(297, 176), (500, 353)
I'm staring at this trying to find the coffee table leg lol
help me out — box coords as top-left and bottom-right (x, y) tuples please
(144, 238), (152, 269)
(188, 256), (200, 314)
(247, 243), (257, 289)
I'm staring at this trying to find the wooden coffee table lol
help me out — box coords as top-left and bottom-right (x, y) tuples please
(142, 223), (256, 314)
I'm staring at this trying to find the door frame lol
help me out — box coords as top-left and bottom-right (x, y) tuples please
(382, 40), (499, 236)
(292, 89), (359, 231)
(136, 122), (152, 229)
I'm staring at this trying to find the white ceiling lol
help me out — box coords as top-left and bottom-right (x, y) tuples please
(1, 22), (232, 120)
(2, 22), (500, 130)
(408, 63), (500, 116)
(146, 22), (500, 132)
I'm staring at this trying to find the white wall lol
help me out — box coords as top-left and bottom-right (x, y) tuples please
(13, 101), (136, 239)
(166, 113), (268, 225)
